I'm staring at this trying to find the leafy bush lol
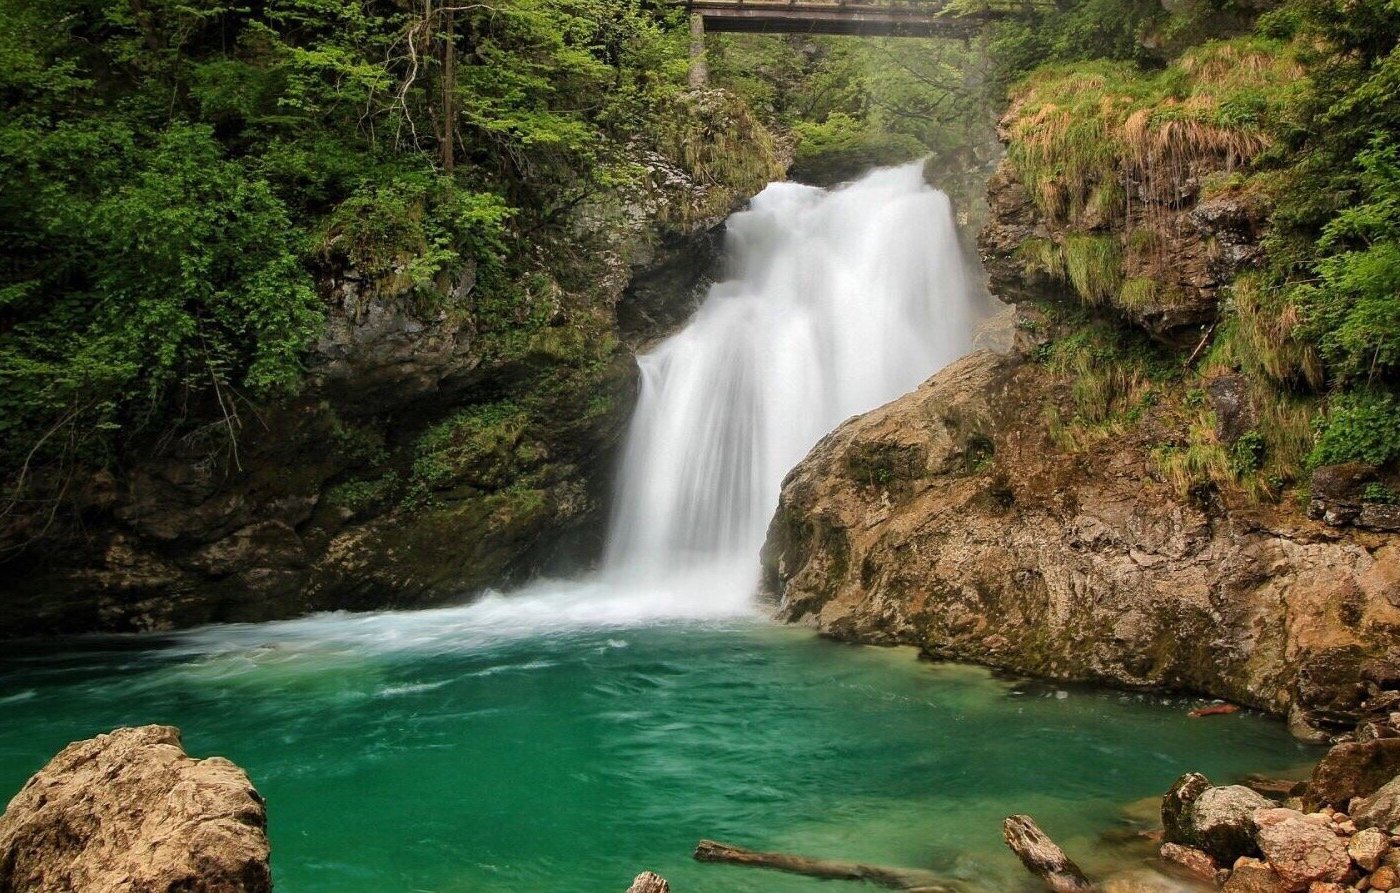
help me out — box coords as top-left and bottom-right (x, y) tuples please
(1309, 391), (1400, 467)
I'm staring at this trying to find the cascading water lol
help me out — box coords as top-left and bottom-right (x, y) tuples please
(604, 161), (978, 597)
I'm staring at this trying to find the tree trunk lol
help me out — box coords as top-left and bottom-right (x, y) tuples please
(692, 839), (952, 891)
(1002, 815), (1095, 893)
(688, 13), (708, 89)
(440, 5), (455, 171)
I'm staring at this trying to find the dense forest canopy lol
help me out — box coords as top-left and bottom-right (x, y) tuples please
(0, 0), (688, 471)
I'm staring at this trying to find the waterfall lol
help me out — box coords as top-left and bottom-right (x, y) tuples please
(163, 163), (983, 649)
(603, 161), (978, 596)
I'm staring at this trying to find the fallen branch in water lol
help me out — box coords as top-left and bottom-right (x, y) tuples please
(1188, 703), (1240, 718)
(1002, 815), (1096, 893)
(693, 839), (954, 891)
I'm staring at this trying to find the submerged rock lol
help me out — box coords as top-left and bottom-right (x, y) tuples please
(0, 725), (270, 893)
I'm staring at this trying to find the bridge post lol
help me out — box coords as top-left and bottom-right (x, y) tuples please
(688, 12), (709, 89)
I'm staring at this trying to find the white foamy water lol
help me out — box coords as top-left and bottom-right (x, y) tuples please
(164, 162), (980, 655)
(604, 161), (977, 590)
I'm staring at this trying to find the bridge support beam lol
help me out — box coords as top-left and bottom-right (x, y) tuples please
(689, 13), (709, 88)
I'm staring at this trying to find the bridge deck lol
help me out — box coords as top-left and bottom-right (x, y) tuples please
(683, 1), (989, 38)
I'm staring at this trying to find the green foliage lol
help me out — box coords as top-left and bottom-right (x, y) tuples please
(1363, 482), (1399, 504)
(1228, 430), (1266, 475)
(408, 401), (533, 504)
(1062, 235), (1123, 306)
(326, 472), (400, 515)
(789, 114), (927, 186)
(1294, 138), (1400, 385)
(0, 0), (696, 478)
(1309, 390), (1400, 468)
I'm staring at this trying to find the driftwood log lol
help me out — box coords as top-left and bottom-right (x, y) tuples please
(693, 839), (954, 891)
(1002, 815), (1095, 893)
(624, 871), (669, 893)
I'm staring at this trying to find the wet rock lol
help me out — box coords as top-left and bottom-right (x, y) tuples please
(1208, 374), (1257, 445)
(1160, 842), (1219, 882)
(1190, 189), (1269, 279)
(1255, 815), (1350, 890)
(1163, 772), (1214, 845)
(624, 871), (670, 893)
(1361, 504), (1400, 533)
(1351, 827), (1392, 871)
(1354, 777), (1400, 833)
(1309, 740), (1400, 809)
(1308, 463), (1377, 528)
(1224, 856), (1290, 893)
(1191, 786), (1273, 863)
(1363, 660), (1400, 692)
(0, 725), (270, 893)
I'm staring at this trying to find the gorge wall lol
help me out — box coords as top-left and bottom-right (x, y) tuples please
(765, 41), (1400, 737)
(0, 92), (783, 638)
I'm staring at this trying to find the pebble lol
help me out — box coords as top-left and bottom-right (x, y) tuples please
(1374, 866), (1399, 892)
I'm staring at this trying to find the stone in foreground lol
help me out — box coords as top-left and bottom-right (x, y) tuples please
(0, 725), (270, 893)
(1253, 814), (1349, 890)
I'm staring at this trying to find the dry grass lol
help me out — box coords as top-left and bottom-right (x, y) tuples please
(1208, 274), (1324, 387)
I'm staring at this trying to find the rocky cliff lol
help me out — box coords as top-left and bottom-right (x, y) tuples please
(764, 61), (1400, 735)
(764, 348), (1400, 735)
(0, 91), (782, 638)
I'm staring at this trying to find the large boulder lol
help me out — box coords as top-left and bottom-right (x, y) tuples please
(1308, 739), (1400, 809)
(1162, 772), (1213, 845)
(1190, 786), (1274, 864)
(1254, 814), (1350, 891)
(0, 725), (270, 893)
(1353, 776), (1400, 832)
(765, 350), (1400, 729)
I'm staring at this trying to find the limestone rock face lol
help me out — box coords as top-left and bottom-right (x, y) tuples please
(0, 725), (270, 893)
(765, 350), (1400, 728)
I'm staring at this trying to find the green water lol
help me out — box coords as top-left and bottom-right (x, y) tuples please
(0, 603), (1316, 892)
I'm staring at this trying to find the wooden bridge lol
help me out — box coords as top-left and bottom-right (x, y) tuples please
(679, 0), (1001, 39)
